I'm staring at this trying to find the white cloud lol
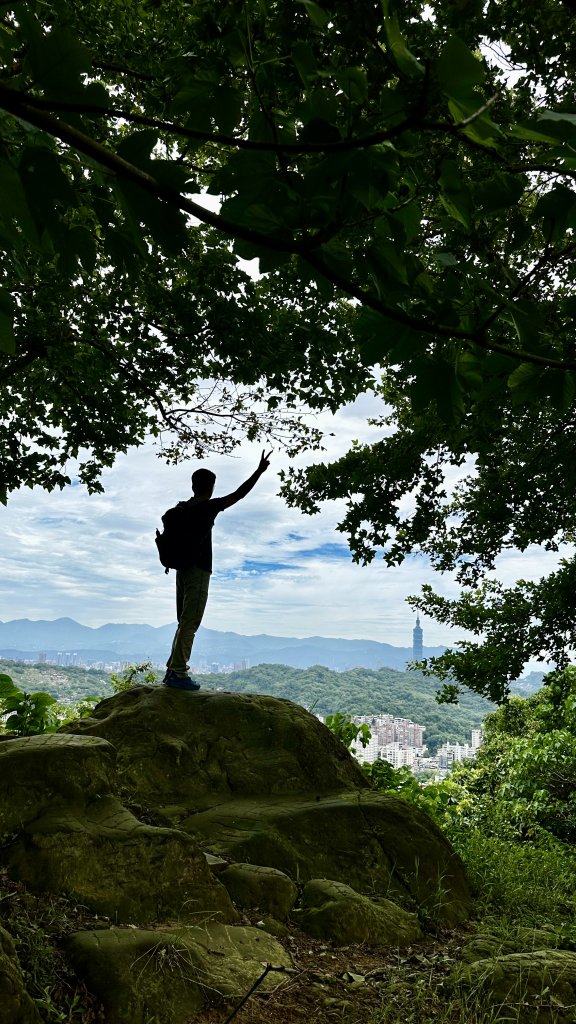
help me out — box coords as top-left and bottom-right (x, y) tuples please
(0, 394), (568, 672)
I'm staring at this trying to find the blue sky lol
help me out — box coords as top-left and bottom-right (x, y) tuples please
(0, 392), (567, 662)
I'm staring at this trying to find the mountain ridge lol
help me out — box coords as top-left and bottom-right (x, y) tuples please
(0, 617), (444, 671)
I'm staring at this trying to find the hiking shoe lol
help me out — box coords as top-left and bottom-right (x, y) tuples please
(162, 670), (201, 691)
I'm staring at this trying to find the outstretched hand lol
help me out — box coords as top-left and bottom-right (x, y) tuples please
(258, 449), (272, 473)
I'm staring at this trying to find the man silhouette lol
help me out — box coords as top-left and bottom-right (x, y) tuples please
(163, 451), (272, 690)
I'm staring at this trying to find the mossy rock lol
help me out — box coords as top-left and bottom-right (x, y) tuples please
(3, 795), (236, 925)
(0, 926), (42, 1024)
(220, 863), (298, 920)
(0, 734), (115, 837)
(62, 689), (473, 929)
(181, 792), (473, 927)
(62, 687), (369, 812)
(462, 928), (573, 963)
(66, 922), (293, 1024)
(292, 878), (422, 947)
(454, 950), (576, 1023)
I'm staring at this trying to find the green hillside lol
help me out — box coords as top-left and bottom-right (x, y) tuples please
(213, 663), (491, 752)
(0, 659), (491, 753)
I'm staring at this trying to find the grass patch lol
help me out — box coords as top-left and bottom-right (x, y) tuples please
(451, 829), (576, 927)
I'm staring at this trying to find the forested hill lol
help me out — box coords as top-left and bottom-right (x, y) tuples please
(217, 664), (491, 751)
(0, 659), (491, 753)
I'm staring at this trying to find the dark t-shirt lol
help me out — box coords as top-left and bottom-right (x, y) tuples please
(184, 496), (227, 573)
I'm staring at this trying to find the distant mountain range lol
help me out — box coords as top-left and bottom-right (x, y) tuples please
(0, 617), (445, 671)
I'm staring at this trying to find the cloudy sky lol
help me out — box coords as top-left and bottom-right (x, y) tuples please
(0, 385), (566, 666)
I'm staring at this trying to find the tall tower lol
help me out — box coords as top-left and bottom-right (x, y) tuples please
(412, 615), (423, 661)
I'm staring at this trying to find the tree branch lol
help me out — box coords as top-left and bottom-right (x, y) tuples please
(3, 83), (576, 371)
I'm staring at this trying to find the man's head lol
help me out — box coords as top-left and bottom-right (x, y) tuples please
(192, 468), (216, 497)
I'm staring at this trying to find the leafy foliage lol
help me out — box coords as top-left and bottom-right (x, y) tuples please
(2, 1), (576, 688)
(429, 666), (576, 845)
(0, 672), (59, 735)
(109, 661), (157, 693)
(324, 711), (371, 749)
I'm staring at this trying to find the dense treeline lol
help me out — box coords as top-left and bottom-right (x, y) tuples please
(216, 663), (490, 752)
(0, 658), (489, 752)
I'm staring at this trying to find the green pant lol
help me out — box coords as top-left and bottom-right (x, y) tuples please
(166, 566), (210, 676)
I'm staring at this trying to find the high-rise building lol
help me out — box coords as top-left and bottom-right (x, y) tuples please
(412, 615), (423, 661)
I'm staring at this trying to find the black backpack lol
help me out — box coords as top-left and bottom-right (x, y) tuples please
(155, 501), (209, 574)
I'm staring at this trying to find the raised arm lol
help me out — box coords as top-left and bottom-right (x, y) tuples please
(219, 451), (272, 509)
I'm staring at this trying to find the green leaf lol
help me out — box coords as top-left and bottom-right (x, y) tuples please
(0, 158), (39, 248)
(436, 36), (484, 102)
(535, 111), (576, 143)
(390, 201), (422, 241)
(115, 179), (188, 254)
(170, 82), (213, 131)
(23, 24), (92, 99)
(69, 226), (97, 275)
(508, 121), (560, 144)
(533, 185), (576, 242)
(410, 357), (465, 423)
(333, 68), (369, 104)
(0, 674), (17, 696)
(508, 361), (542, 405)
(380, 0), (425, 78)
(439, 159), (472, 228)
(292, 41), (318, 85)
(356, 307), (427, 365)
(116, 130), (159, 164)
(455, 350), (483, 389)
(211, 85), (243, 134)
(508, 299), (544, 348)
(296, 0), (330, 27)
(476, 172), (527, 214)
(545, 370), (576, 413)
(367, 238), (409, 289)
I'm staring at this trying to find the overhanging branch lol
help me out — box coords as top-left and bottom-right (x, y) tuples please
(2, 83), (576, 371)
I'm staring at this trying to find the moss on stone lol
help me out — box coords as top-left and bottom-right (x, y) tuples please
(66, 922), (292, 1024)
(454, 950), (576, 1023)
(220, 863), (298, 920)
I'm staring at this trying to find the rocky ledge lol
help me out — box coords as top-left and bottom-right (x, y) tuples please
(1, 686), (474, 1023)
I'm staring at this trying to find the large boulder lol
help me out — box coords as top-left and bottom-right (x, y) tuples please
(178, 793), (472, 926)
(63, 688), (474, 927)
(0, 733), (235, 925)
(62, 687), (370, 811)
(219, 863), (298, 920)
(292, 878), (422, 946)
(0, 733), (115, 836)
(66, 922), (293, 1024)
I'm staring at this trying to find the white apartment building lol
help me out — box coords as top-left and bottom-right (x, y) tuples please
(437, 741), (477, 769)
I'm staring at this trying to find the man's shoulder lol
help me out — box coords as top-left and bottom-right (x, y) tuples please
(202, 496), (227, 513)
(186, 497), (227, 516)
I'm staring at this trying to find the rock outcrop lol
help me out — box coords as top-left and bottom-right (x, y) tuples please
(0, 685), (476, 1021)
(63, 687), (474, 927)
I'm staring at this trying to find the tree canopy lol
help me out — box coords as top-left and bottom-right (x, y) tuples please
(2, 0), (576, 695)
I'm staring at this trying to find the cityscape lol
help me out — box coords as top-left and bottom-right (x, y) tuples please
(345, 713), (482, 778)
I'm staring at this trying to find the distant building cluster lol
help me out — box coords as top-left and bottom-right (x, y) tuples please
(347, 713), (483, 777)
(32, 653), (250, 674)
(193, 660), (250, 674)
